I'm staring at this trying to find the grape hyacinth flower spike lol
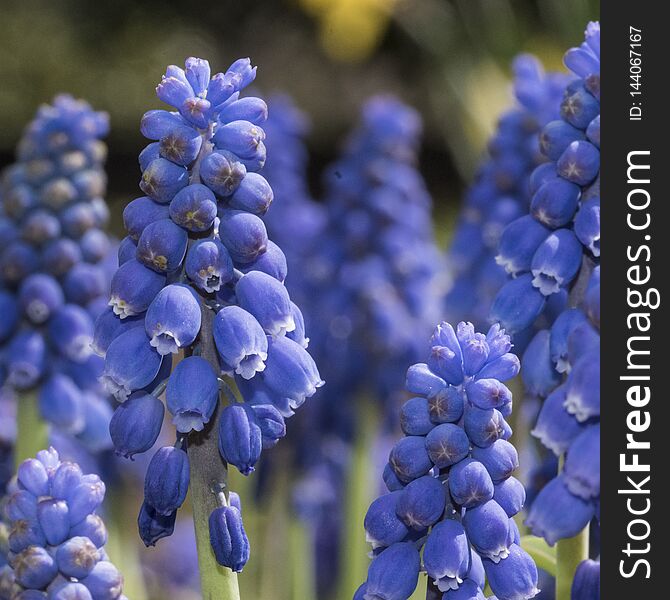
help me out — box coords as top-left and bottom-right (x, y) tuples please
(0, 94), (117, 454)
(0, 448), (125, 598)
(358, 321), (538, 600)
(96, 56), (322, 595)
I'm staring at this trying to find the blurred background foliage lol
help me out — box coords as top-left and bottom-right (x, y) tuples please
(1, 0), (597, 236)
(0, 1), (597, 598)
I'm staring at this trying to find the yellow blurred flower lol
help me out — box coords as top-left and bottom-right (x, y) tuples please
(300, 0), (398, 62)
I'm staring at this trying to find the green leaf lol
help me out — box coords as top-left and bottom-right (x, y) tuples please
(521, 534), (557, 578)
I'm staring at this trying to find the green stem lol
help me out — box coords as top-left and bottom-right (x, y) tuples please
(556, 527), (589, 600)
(187, 305), (240, 600)
(15, 390), (49, 468)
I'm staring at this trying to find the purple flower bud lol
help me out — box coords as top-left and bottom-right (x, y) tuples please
(37, 375), (84, 434)
(493, 477), (526, 517)
(213, 305), (268, 379)
(465, 379), (512, 410)
(145, 284), (201, 355)
(549, 309), (589, 373)
(383, 463), (404, 492)
(471, 440), (518, 483)
(123, 197), (170, 241)
(109, 259), (166, 318)
(557, 141), (599, 186)
(389, 436), (433, 483)
(521, 330), (562, 397)
(47, 305), (94, 362)
(395, 475), (446, 529)
(159, 123), (203, 165)
(248, 403), (286, 449)
(156, 69), (194, 108)
(423, 519), (469, 592)
(60, 203), (97, 238)
(136, 218), (188, 273)
(137, 501), (176, 547)
(463, 500), (511, 562)
(574, 197), (600, 257)
(490, 274), (546, 334)
(214, 120), (265, 160)
(240, 240), (288, 283)
(200, 151), (247, 197)
(365, 542), (420, 600)
(18, 274), (63, 324)
(6, 490), (38, 522)
(219, 97), (268, 125)
(560, 82), (600, 130)
(425, 423), (470, 469)
(101, 327), (164, 401)
(531, 384), (584, 456)
(79, 561), (123, 600)
(563, 350), (599, 422)
(364, 491), (409, 549)
(140, 110), (185, 140)
(229, 172), (273, 214)
(236, 271), (295, 336)
(109, 391), (164, 458)
(185, 238), (234, 293)
(218, 404), (262, 475)
(55, 536), (98, 579)
(449, 458), (495, 508)
(531, 229), (583, 295)
(400, 397), (434, 436)
(179, 97), (212, 129)
(166, 357), (218, 433)
(21, 210), (61, 246)
(9, 520), (46, 554)
(427, 322), (464, 385)
(117, 236), (137, 266)
(476, 353), (520, 382)
(218, 209), (268, 264)
(405, 363), (446, 399)
(483, 543), (539, 600)
(184, 57), (211, 95)
(262, 335), (323, 413)
(6, 331), (46, 389)
(169, 184), (217, 232)
(12, 546), (58, 590)
(563, 425), (600, 499)
(539, 120), (585, 161)
(140, 158), (188, 203)
(70, 514), (108, 548)
(144, 446), (190, 515)
(208, 505), (250, 572)
(92, 308), (144, 357)
(571, 559), (599, 600)
(286, 301), (307, 348)
(530, 177), (581, 229)
(48, 582), (93, 600)
(525, 474), (595, 545)
(67, 476), (106, 526)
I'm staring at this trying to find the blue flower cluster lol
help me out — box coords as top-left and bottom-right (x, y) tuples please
(445, 56), (569, 330)
(97, 57), (323, 572)
(482, 22), (600, 591)
(0, 448), (125, 599)
(356, 321), (539, 600)
(490, 23), (600, 337)
(307, 95), (447, 419)
(0, 95), (116, 451)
